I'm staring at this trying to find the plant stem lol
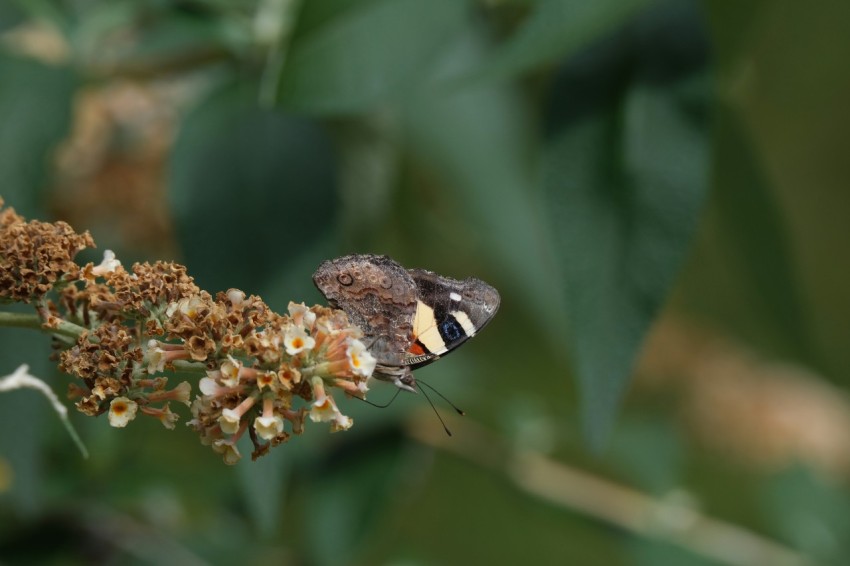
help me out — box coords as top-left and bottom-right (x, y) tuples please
(406, 412), (813, 566)
(0, 311), (85, 341)
(171, 360), (209, 374)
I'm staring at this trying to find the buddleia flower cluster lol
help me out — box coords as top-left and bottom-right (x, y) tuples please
(0, 199), (376, 464)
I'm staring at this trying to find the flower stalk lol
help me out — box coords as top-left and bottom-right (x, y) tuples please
(0, 199), (377, 464)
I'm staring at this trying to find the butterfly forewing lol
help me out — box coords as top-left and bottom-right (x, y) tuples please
(406, 269), (500, 369)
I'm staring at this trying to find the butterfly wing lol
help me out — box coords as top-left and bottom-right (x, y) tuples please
(405, 269), (501, 370)
(312, 254), (417, 368)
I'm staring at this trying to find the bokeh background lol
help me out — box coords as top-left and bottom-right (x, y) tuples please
(2, 0), (850, 564)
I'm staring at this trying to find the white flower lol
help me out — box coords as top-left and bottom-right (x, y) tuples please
(91, 249), (121, 276)
(108, 397), (137, 428)
(284, 326), (315, 356)
(166, 296), (205, 318)
(254, 415), (284, 440)
(356, 379), (370, 396)
(199, 376), (220, 396)
(165, 302), (178, 317)
(288, 302), (316, 328)
(346, 339), (376, 377)
(226, 288), (246, 307)
(309, 395), (338, 423)
(172, 381), (192, 406)
(308, 377), (352, 432)
(212, 439), (242, 465)
(330, 413), (353, 432)
(256, 371), (276, 390)
(146, 340), (167, 374)
(220, 355), (242, 387)
(309, 376), (338, 423)
(218, 408), (242, 434)
(149, 404), (179, 430)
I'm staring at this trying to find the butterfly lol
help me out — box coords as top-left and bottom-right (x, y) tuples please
(313, 254), (500, 391)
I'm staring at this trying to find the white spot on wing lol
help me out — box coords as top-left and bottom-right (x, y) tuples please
(451, 310), (477, 337)
(450, 292), (462, 302)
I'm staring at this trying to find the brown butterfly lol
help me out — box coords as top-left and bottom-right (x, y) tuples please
(313, 254), (500, 391)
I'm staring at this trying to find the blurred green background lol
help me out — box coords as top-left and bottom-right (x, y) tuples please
(2, 0), (850, 564)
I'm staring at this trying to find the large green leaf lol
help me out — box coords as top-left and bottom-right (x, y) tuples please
(544, 64), (709, 447)
(762, 465), (850, 563)
(169, 80), (338, 297)
(0, 51), (76, 216)
(402, 28), (565, 339)
(236, 438), (293, 537)
(703, 0), (850, 380)
(684, 108), (813, 362)
(476, 0), (655, 81)
(298, 432), (406, 566)
(276, 0), (468, 114)
(0, 3), (25, 32)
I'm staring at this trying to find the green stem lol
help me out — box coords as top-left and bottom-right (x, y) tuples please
(0, 311), (86, 341)
(171, 360), (209, 374)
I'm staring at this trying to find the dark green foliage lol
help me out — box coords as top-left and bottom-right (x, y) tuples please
(2, 0), (850, 563)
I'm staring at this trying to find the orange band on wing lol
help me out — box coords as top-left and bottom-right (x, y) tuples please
(408, 341), (426, 356)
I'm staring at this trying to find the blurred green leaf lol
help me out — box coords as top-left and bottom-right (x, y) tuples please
(0, 51), (76, 216)
(701, 0), (850, 380)
(477, 0), (655, 80)
(762, 465), (850, 564)
(608, 417), (682, 494)
(277, 0), (468, 114)
(403, 27), (566, 339)
(373, 453), (630, 564)
(0, 2), (25, 31)
(684, 108), (812, 362)
(543, 72), (709, 447)
(300, 433), (405, 566)
(237, 440), (292, 537)
(169, 80), (338, 295)
(73, 3), (239, 75)
(632, 539), (724, 566)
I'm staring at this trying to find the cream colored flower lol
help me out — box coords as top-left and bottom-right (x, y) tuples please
(218, 407), (242, 434)
(346, 339), (376, 377)
(330, 413), (353, 432)
(284, 326), (315, 356)
(288, 302), (317, 328)
(254, 415), (285, 440)
(146, 340), (167, 374)
(171, 381), (192, 406)
(199, 375), (220, 396)
(91, 249), (121, 276)
(166, 295), (205, 318)
(308, 376), (352, 432)
(226, 288), (246, 307)
(212, 439), (242, 465)
(220, 355), (242, 387)
(108, 397), (137, 428)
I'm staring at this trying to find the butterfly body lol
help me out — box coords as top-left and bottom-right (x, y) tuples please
(312, 254), (500, 391)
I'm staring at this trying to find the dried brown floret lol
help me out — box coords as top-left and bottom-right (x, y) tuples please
(0, 202), (94, 302)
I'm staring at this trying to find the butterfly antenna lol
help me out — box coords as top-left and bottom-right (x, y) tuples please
(417, 382), (453, 437)
(354, 387), (401, 409)
(417, 379), (466, 416)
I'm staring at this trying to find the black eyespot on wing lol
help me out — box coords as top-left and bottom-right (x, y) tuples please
(439, 318), (464, 343)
